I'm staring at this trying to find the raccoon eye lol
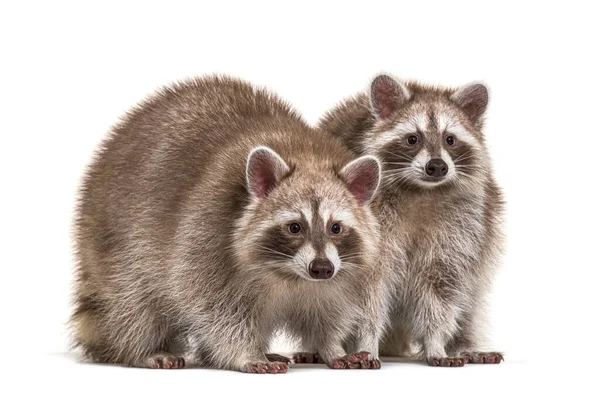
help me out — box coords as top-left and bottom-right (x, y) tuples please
(330, 223), (342, 235)
(445, 136), (455, 146)
(288, 223), (302, 234)
(407, 135), (419, 145)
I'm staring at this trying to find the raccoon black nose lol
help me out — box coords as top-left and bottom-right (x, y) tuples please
(425, 159), (448, 177)
(309, 259), (334, 280)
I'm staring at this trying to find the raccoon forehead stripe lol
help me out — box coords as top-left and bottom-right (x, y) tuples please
(392, 122), (416, 135)
(330, 210), (356, 226)
(437, 112), (481, 148)
(320, 208), (355, 226)
(275, 211), (302, 223)
(369, 112), (428, 151)
(366, 122), (415, 151)
(301, 208), (313, 224)
(318, 200), (357, 227)
(410, 111), (429, 132)
(445, 123), (481, 149)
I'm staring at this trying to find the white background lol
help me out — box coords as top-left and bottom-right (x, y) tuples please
(1, 1), (598, 401)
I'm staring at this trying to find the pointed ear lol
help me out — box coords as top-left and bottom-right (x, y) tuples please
(340, 156), (381, 205)
(246, 146), (290, 200)
(370, 75), (411, 121)
(451, 83), (489, 123)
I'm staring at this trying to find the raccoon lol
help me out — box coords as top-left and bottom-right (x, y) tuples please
(71, 76), (385, 373)
(319, 74), (505, 366)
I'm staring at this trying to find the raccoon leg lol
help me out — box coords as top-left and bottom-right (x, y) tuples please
(291, 325), (359, 368)
(184, 334), (288, 373)
(448, 335), (504, 364)
(445, 307), (504, 364)
(318, 334), (377, 369)
(347, 295), (385, 369)
(413, 294), (469, 367)
(72, 293), (177, 368)
(165, 333), (206, 368)
(182, 314), (288, 373)
(379, 319), (413, 357)
(202, 335), (288, 373)
(422, 332), (469, 368)
(237, 343), (289, 374)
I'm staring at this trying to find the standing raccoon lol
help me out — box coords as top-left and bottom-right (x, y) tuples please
(72, 76), (385, 373)
(319, 75), (504, 366)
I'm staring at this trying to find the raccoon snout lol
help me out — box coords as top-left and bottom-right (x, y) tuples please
(308, 259), (334, 280)
(425, 159), (448, 177)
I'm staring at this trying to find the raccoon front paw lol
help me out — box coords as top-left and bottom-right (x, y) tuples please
(327, 351), (380, 369)
(265, 353), (293, 364)
(292, 352), (323, 364)
(461, 352), (504, 364)
(147, 354), (185, 369)
(243, 361), (288, 374)
(426, 356), (468, 367)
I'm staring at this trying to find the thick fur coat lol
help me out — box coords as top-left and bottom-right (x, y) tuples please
(319, 75), (505, 366)
(72, 76), (386, 372)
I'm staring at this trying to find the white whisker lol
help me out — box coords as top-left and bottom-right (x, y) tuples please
(255, 246), (294, 259)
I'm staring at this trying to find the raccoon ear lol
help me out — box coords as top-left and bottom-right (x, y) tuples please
(340, 156), (381, 205)
(451, 83), (489, 123)
(246, 146), (290, 200)
(370, 75), (411, 121)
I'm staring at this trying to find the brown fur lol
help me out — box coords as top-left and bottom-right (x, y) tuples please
(71, 76), (386, 372)
(319, 75), (505, 365)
